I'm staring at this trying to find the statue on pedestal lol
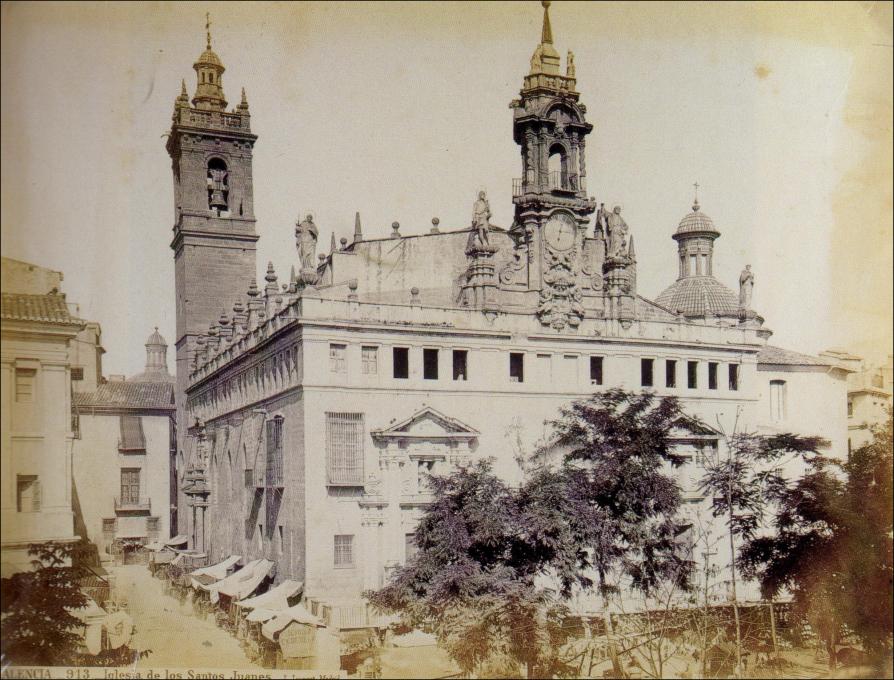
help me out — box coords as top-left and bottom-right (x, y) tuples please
(472, 191), (492, 248)
(606, 205), (628, 258)
(739, 264), (754, 309)
(295, 214), (319, 271)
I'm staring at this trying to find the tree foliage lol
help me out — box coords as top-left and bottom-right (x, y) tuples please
(368, 389), (701, 677)
(0, 541), (91, 665)
(737, 411), (893, 666)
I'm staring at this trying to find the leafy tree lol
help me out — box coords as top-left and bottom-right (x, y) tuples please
(369, 389), (701, 677)
(737, 412), (893, 669)
(1, 541), (90, 665)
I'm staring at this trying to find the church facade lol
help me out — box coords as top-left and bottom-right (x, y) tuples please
(170, 4), (850, 627)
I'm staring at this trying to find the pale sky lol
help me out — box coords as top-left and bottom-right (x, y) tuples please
(2, 1), (892, 377)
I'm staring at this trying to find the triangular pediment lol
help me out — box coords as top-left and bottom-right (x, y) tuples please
(372, 406), (479, 440)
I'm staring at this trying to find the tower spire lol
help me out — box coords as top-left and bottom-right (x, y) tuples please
(541, 1), (553, 44)
(692, 181), (700, 211)
(206, 12), (212, 50)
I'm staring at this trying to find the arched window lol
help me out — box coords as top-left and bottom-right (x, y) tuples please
(547, 145), (568, 190)
(207, 158), (228, 213)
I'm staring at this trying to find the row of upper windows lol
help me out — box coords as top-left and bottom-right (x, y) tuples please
(329, 343), (740, 391)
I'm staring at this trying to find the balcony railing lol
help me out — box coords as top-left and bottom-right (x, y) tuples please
(114, 496), (151, 512)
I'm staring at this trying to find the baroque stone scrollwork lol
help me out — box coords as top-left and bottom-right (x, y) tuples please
(537, 261), (584, 330)
(499, 243), (529, 285)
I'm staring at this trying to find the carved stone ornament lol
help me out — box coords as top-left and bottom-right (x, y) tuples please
(537, 263), (584, 330)
(499, 244), (528, 285)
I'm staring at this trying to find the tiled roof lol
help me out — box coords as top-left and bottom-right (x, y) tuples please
(1, 292), (81, 325)
(757, 345), (831, 367)
(635, 296), (680, 321)
(73, 381), (175, 411)
(655, 276), (739, 317)
(675, 203), (720, 237)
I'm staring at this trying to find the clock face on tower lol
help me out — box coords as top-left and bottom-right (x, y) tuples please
(543, 212), (577, 251)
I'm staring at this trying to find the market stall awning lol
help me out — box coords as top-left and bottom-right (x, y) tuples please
(211, 559), (275, 604)
(261, 603), (325, 641)
(190, 555), (241, 587)
(166, 534), (188, 546)
(235, 579), (302, 612)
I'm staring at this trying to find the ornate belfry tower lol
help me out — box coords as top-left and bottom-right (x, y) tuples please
(168, 19), (258, 496)
(507, 1), (601, 330)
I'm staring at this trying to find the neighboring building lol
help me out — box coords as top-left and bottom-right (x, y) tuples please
(72, 330), (176, 563)
(167, 4), (852, 631)
(844, 353), (893, 452)
(1, 257), (84, 576)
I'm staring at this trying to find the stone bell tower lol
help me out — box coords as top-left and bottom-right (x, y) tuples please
(509, 1), (597, 330)
(168, 17), (258, 504)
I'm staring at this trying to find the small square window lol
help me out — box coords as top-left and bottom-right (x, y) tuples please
(641, 359), (654, 387)
(590, 356), (603, 385)
(393, 347), (409, 379)
(423, 348), (439, 380)
(509, 353), (524, 383)
(728, 364), (739, 391)
(71, 367), (84, 381)
(708, 362), (718, 390)
(666, 360), (677, 388)
(329, 344), (346, 373)
(334, 534), (354, 568)
(687, 361), (698, 389)
(452, 350), (468, 381)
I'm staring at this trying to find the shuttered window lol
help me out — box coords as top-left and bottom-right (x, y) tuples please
(326, 412), (364, 485)
(15, 369), (36, 403)
(334, 534), (354, 567)
(119, 416), (146, 452)
(361, 346), (378, 375)
(120, 469), (140, 504)
(265, 417), (284, 487)
(16, 475), (40, 512)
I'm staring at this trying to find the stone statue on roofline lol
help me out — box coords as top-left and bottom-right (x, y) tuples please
(295, 214), (319, 271)
(472, 190), (493, 248)
(605, 205), (628, 258)
(739, 264), (754, 309)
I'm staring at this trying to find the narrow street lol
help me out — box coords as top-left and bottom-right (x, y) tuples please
(109, 564), (265, 670)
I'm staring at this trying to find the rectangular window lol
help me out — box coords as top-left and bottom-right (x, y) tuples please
(329, 344), (346, 373)
(423, 348), (439, 380)
(689, 254), (697, 276)
(16, 475), (40, 513)
(666, 360), (677, 388)
(393, 347), (409, 379)
(537, 354), (552, 382)
(561, 355), (578, 387)
(120, 469), (140, 504)
(770, 380), (786, 421)
(265, 417), (284, 487)
(405, 533), (417, 561)
(326, 412), (364, 485)
(728, 364), (739, 391)
(102, 518), (117, 534)
(334, 534), (354, 568)
(147, 516), (160, 540)
(119, 415), (146, 452)
(72, 413), (80, 439)
(452, 350), (468, 381)
(361, 346), (378, 375)
(687, 361), (698, 389)
(15, 368), (36, 403)
(590, 356), (604, 385)
(847, 399), (853, 417)
(641, 358), (654, 387)
(509, 353), (525, 383)
(71, 367), (84, 381)
(708, 362), (718, 390)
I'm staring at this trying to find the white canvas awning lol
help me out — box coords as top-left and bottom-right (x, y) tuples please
(246, 607), (279, 623)
(191, 555), (242, 580)
(261, 603), (325, 641)
(235, 579), (302, 612)
(165, 534), (188, 546)
(210, 559), (275, 604)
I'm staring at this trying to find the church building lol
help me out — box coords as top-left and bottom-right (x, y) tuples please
(169, 3), (851, 631)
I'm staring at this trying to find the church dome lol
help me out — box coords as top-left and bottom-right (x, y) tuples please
(655, 276), (739, 318)
(146, 327), (167, 347)
(194, 48), (224, 70)
(674, 200), (720, 239)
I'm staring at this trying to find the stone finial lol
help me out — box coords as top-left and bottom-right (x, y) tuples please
(218, 310), (229, 327)
(348, 279), (359, 300)
(247, 278), (260, 299)
(340, 237), (348, 250)
(627, 234), (636, 260)
(430, 217), (440, 234)
(391, 221), (401, 238)
(237, 87), (249, 112)
(541, 1), (553, 44)
(330, 232), (337, 253)
(354, 212), (363, 242)
(317, 253), (326, 263)
(410, 286), (420, 303)
(265, 261), (277, 284)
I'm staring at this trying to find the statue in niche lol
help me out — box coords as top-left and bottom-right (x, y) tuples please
(739, 264), (754, 309)
(605, 205), (628, 257)
(472, 191), (492, 247)
(567, 50), (576, 78)
(295, 214), (319, 270)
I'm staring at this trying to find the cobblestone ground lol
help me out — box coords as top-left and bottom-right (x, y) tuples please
(108, 564), (265, 670)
